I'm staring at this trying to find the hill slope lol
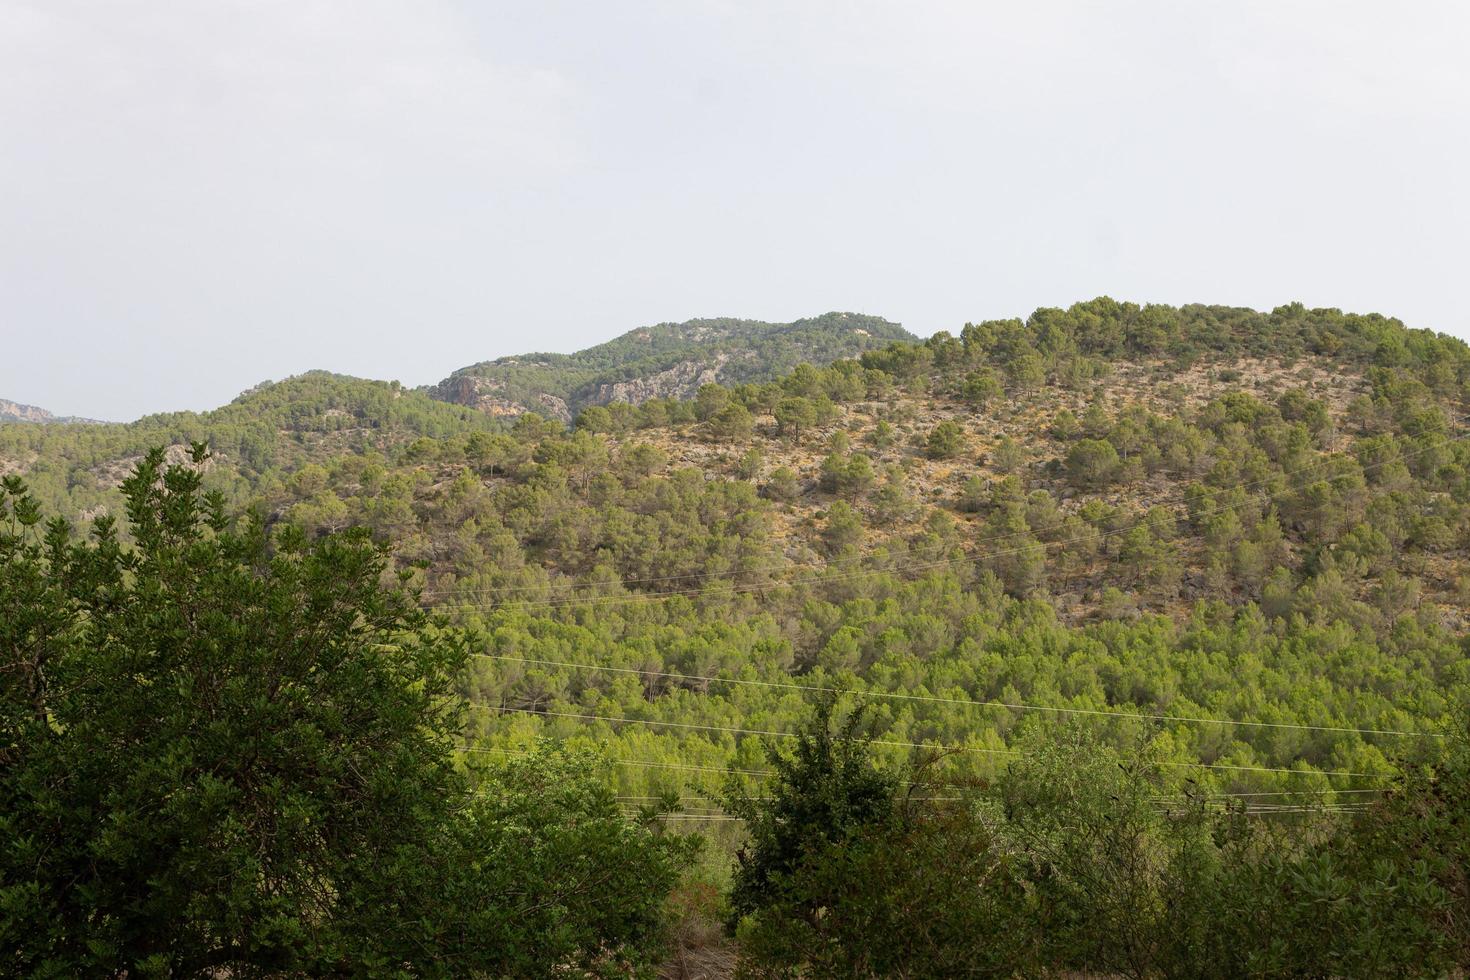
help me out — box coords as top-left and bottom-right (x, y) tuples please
(8, 299), (1469, 795)
(426, 312), (914, 422)
(219, 298), (1470, 801)
(11, 301), (1470, 980)
(7, 298), (1469, 977)
(0, 371), (496, 519)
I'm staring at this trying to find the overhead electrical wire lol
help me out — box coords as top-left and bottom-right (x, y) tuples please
(469, 652), (1440, 739)
(483, 705), (1396, 779)
(464, 743), (1393, 830)
(462, 746), (1393, 804)
(423, 405), (1454, 819)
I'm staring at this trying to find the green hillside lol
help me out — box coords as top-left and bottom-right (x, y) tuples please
(0, 371), (496, 521)
(6, 299), (1470, 975)
(232, 300), (1469, 773)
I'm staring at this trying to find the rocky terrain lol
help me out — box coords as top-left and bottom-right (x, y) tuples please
(426, 312), (914, 422)
(0, 398), (97, 424)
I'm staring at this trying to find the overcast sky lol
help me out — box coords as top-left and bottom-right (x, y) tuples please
(2, 1), (1467, 421)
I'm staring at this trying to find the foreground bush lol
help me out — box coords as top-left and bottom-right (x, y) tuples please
(732, 704), (1470, 979)
(0, 448), (687, 977)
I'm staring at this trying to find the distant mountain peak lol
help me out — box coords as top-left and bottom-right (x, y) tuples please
(428, 312), (914, 423)
(0, 398), (56, 423)
(0, 397), (101, 424)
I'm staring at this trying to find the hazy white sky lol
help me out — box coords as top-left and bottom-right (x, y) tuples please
(2, 1), (1467, 421)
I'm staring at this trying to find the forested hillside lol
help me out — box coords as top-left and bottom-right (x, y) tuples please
(0, 371), (495, 521)
(230, 301), (1470, 790)
(6, 298), (1470, 975)
(426, 312), (914, 422)
(11, 298), (1470, 797)
(0, 315), (910, 525)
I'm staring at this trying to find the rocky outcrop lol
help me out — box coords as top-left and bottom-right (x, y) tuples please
(0, 454), (34, 477)
(535, 393), (572, 423)
(426, 312), (916, 424)
(0, 398), (102, 424)
(428, 376), (573, 423)
(431, 375), (499, 409)
(0, 398), (57, 423)
(91, 444), (223, 489)
(587, 355), (730, 406)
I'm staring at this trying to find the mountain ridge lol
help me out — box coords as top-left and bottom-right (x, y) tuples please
(0, 397), (102, 425)
(8, 297), (1469, 977)
(425, 312), (915, 422)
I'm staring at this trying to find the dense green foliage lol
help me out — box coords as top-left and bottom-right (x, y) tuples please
(216, 301), (1470, 799)
(0, 449), (687, 977)
(0, 372), (496, 525)
(7, 298), (1470, 972)
(725, 697), (898, 927)
(732, 706), (1469, 978)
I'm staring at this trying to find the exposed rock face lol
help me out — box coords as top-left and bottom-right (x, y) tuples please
(427, 313), (916, 424)
(91, 444), (222, 489)
(535, 393), (571, 422)
(0, 398), (102, 424)
(0, 454), (34, 477)
(431, 375), (489, 408)
(588, 355), (730, 406)
(428, 376), (572, 422)
(0, 398), (57, 423)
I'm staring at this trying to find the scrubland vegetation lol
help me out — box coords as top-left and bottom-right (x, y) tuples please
(5, 299), (1470, 976)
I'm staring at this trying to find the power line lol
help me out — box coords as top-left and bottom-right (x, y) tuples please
(464, 746), (1397, 802)
(613, 798), (1373, 814)
(465, 744), (1396, 827)
(635, 813), (745, 822)
(486, 705), (1395, 779)
(624, 805), (1376, 822)
(488, 706), (1013, 755)
(470, 652), (1440, 739)
(458, 745), (776, 778)
(460, 745), (985, 791)
(1150, 788), (1385, 799)
(615, 796), (962, 803)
